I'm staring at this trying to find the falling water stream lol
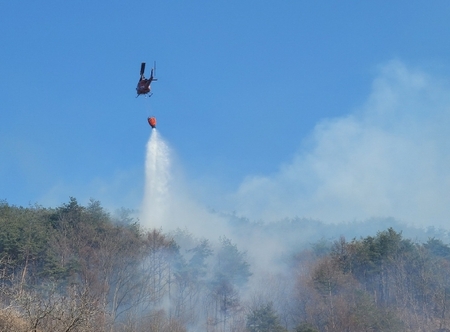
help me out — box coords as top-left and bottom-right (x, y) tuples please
(141, 129), (171, 226)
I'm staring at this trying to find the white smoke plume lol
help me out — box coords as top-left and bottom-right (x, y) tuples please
(231, 60), (450, 228)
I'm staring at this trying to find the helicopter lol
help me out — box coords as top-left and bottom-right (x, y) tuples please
(136, 62), (157, 97)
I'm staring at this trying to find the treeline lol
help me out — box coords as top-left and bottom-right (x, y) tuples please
(291, 229), (450, 332)
(1, 199), (450, 332)
(0, 198), (251, 332)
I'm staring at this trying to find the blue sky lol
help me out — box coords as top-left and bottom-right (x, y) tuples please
(3, 1), (450, 228)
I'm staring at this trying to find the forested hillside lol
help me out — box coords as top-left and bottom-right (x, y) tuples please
(1, 198), (450, 332)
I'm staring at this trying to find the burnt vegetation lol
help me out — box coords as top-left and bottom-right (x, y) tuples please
(1, 198), (450, 332)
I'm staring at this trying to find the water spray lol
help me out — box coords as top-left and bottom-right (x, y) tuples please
(141, 130), (171, 227)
